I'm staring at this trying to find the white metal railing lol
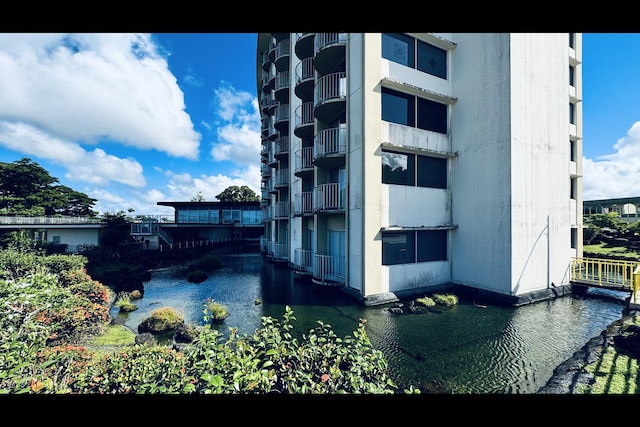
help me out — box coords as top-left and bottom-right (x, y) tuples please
(314, 183), (345, 211)
(0, 216), (103, 225)
(295, 102), (314, 131)
(275, 38), (290, 62)
(273, 201), (290, 219)
(274, 136), (289, 156)
(274, 169), (290, 187)
(294, 191), (313, 215)
(295, 147), (314, 172)
(315, 33), (347, 53)
(275, 104), (290, 123)
(315, 127), (347, 159)
(275, 70), (290, 92)
(294, 248), (313, 272)
(295, 57), (314, 85)
(315, 72), (347, 106)
(313, 254), (345, 283)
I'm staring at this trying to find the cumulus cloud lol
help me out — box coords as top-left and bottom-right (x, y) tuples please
(583, 121), (640, 200)
(0, 33), (201, 160)
(209, 84), (261, 166)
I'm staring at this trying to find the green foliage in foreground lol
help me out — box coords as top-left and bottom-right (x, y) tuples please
(0, 247), (403, 394)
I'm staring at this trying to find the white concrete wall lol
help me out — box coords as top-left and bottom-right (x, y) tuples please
(47, 228), (100, 253)
(450, 33), (575, 296)
(449, 33), (514, 293)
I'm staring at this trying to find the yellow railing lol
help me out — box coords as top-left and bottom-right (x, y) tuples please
(633, 265), (640, 304)
(570, 257), (640, 290)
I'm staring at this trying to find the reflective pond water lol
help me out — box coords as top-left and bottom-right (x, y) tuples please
(110, 248), (628, 394)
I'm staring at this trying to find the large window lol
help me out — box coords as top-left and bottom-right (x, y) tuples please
(382, 87), (447, 134)
(382, 149), (447, 189)
(382, 230), (447, 265)
(382, 33), (447, 79)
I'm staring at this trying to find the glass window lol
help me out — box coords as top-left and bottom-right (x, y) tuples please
(417, 155), (447, 189)
(417, 40), (447, 79)
(382, 150), (415, 185)
(417, 97), (447, 134)
(382, 231), (415, 265)
(382, 87), (415, 127)
(569, 102), (576, 125)
(417, 230), (447, 262)
(569, 65), (575, 87)
(382, 33), (414, 67)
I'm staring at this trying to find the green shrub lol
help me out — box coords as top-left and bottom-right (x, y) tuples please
(138, 307), (184, 334)
(415, 296), (435, 307)
(433, 293), (458, 306)
(202, 297), (229, 323)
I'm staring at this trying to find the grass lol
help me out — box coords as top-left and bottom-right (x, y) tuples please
(583, 243), (640, 259)
(84, 324), (136, 357)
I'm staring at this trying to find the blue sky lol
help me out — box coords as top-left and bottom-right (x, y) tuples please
(0, 33), (637, 216)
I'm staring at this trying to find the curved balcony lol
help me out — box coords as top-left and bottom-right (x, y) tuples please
(273, 201), (290, 220)
(261, 69), (272, 94)
(312, 253), (346, 285)
(274, 70), (290, 103)
(293, 248), (313, 274)
(274, 169), (290, 190)
(274, 104), (290, 133)
(294, 146), (314, 178)
(274, 38), (290, 72)
(295, 33), (315, 60)
(314, 33), (346, 75)
(261, 163), (272, 179)
(261, 49), (271, 73)
(294, 102), (314, 139)
(267, 150), (277, 168)
(260, 90), (275, 114)
(314, 183), (345, 213)
(261, 116), (270, 138)
(260, 141), (269, 162)
(314, 72), (346, 123)
(314, 126), (346, 168)
(273, 135), (289, 161)
(295, 57), (315, 101)
(294, 191), (314, 217)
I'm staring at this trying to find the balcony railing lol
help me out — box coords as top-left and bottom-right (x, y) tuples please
(315, 72), (346, 105)
(313, 254), (345, 284)
(294, 146), (314, 174)
(294, 191), (313, 216)
(273, 201), (290, 219)
(0, 216), (103, 225)
(294, 248), (313, 273)
(314, 183), (345, 212)
(314, 127), (346, 160)
(274, 169), (290, 188)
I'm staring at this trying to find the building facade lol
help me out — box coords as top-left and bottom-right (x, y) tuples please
(257, 33), (583, 305)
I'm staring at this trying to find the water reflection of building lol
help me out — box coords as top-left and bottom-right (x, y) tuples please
(257, 33), (583, 306)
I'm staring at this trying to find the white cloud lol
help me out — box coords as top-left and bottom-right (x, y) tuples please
(0, 33), (201, 160)
(209, 84), (261, 166)
(583, 121), (640, 200)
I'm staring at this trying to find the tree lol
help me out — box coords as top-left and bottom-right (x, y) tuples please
(215, 185), (260, 202)
(0, 158), (98, 216)
(191, 192), (206, 202)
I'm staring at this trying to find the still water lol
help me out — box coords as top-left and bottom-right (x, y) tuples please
(111, 249), (627, 394)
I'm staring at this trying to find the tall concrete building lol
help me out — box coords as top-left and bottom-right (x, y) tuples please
(257, 33), (583, 306)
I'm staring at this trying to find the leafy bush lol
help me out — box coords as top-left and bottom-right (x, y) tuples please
(433, 293), (458, 306)
(138, 307), (184, 334)
(202, 297), (229, 323)
(415, 296), (435, 307)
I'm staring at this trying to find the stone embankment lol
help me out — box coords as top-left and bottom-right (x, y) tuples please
(538, 311), (639, 394)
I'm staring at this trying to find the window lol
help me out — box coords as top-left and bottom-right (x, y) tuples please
(570, 140), (577, 162)
(382, 149), (447, 189)
(571, 227), (577, 249)
(382, 87), (447, 134)
(382, 230), (447, 265)
(382, 87), (414, 127)
(417, 41), (447, 79)
(382, 33), (447, 79)
(382, 33), (414, 67)
(570, 178), (577, 200)
(569, 33), (575, 49)
(569, 102), (576, 125)
(417, 230), (447, 262)
(569, 65), (575, 87)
